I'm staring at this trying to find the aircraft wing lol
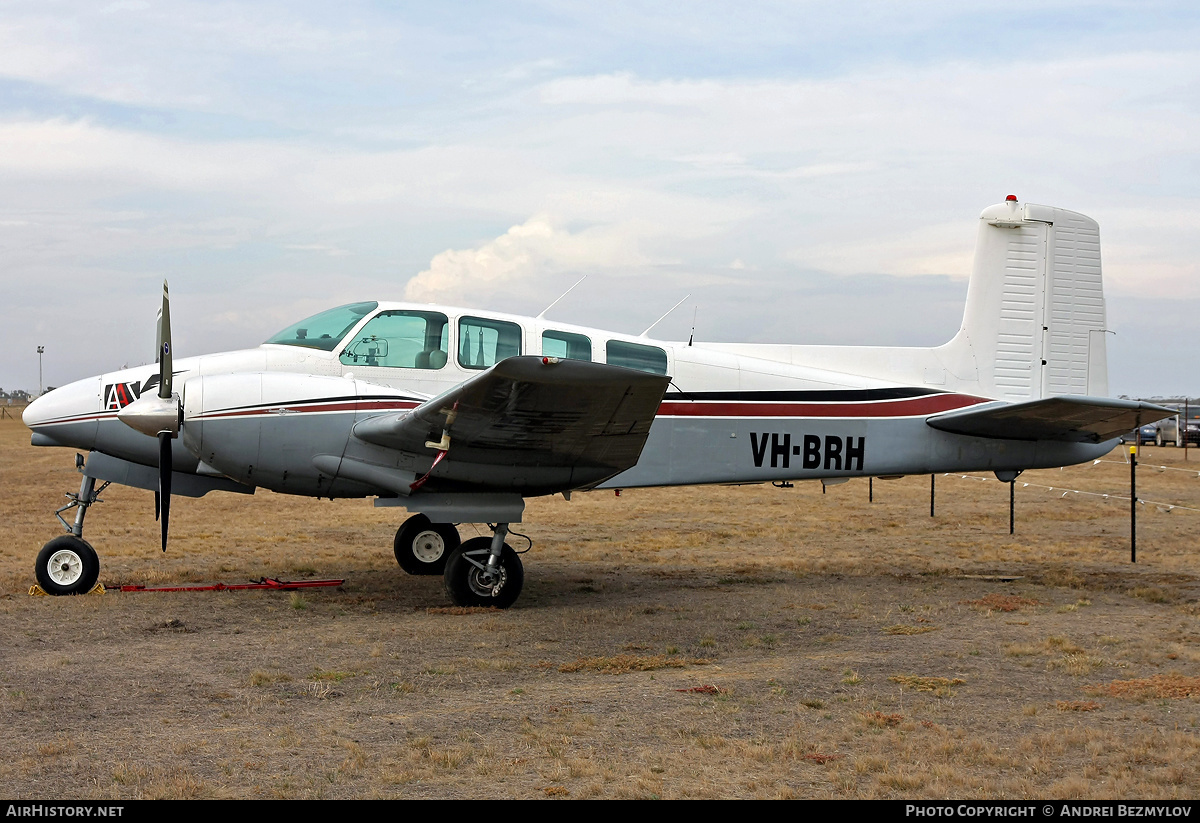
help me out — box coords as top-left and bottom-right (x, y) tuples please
(351, 356), (671, 491)
(925, 396), (1176, 443)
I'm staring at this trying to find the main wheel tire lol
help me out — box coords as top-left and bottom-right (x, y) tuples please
(443, 536), (524, 609)
(1156, 431), (1164, 447)
(394, 514), (459, 575)
(35, 536), (100, 596)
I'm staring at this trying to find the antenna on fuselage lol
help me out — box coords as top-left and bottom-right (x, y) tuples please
(639, 294), (690, 338)
(688, 306), (698, 346)
(536, 275), (587, 319)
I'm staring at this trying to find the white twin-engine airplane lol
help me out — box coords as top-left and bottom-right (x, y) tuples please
(23, 197), (1172, 608)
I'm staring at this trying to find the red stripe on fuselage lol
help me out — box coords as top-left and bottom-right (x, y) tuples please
(31, 411), (118, 426)
(195, 399), (419, 419)
(656, 393), (989, 418)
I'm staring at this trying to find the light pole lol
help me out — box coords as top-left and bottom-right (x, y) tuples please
(37, 346), (44, 396)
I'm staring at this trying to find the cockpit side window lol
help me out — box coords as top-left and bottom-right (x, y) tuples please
(542, 330), (591, 361)
(265, 302), (378, 351)
(339, 310), (450, 369)
(606, 340), (668, 375)
(458, 316), (522, 369)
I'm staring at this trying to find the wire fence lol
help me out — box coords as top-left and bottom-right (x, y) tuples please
(940, 453), (1200, 514)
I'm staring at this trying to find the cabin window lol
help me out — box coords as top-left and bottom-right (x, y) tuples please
(606, 340), (668, 375)
(265, 302), (378, 352)
(541, 330), (591, 361)
(458, 316), (523, 369)
(339, 310), (450, 369)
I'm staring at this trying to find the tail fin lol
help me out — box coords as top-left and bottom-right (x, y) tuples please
(940, 197), (1109, 401)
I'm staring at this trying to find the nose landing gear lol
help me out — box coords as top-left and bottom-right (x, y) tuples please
(36, 459), (109, 595)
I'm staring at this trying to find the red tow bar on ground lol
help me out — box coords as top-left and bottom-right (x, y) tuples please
(106, 577), (345, 593)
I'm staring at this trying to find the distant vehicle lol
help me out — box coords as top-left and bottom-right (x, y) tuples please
(1119, 424), (1162, 445)
(1154, 416), (1181, 446)
(1184, 420), (1200, 446)
(1119, 412), (1198, 447)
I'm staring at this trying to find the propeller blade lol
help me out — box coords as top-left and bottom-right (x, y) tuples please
(157, 280), (173, 400)
(158, 431), (172, 551)
(150, 281), (177, 551)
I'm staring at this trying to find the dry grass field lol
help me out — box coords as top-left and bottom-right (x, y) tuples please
(1, 413), (1199, 799)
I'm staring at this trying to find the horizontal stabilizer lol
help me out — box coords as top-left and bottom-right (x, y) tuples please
(352, 356), (671, 491)
(926, 396), (1176, 443)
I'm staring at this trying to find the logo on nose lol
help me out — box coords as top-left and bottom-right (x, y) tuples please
(103, 374), (162, 410)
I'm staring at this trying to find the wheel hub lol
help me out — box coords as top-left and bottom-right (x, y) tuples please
(412, 530), (446, 563)
(467, 565), (506, 598)
(47, 549), (83, 586)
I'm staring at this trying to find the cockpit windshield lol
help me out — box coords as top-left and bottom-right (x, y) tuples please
(264, 302), (378, 351)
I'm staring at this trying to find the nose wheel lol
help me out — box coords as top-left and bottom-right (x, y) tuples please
(35, 535), (100, 595)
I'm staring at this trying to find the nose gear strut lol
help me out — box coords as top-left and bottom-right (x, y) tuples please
(55, 454), (109, 538)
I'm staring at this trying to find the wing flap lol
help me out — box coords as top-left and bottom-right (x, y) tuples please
(352, 356), (670, 491)
(926, 396), (1176, 443)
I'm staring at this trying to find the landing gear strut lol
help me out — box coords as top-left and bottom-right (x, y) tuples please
(36, 461), (108, 595)
(443, 523), (524, 609)
(393, 514), (460, 575)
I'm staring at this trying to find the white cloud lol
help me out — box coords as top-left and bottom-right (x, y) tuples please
(284, 243), (352, 256)
(403, 215), (651, 306)
(788, 221), (975, 279)
(0, 2), (409, 114)
(1103, 204), (1200, 300)
(539, 72), (725, 107)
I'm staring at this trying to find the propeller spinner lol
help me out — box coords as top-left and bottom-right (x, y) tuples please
(116, 280), (180, 551)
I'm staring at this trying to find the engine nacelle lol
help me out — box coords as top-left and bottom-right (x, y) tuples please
(182, 372), (417, 497)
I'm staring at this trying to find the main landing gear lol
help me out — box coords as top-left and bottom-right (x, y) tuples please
(444, 524), (524, 609)
(35, 463), (109, 595)
(393, 516), (524, 608)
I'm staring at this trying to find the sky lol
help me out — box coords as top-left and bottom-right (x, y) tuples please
(0, 1), (1197, 398)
